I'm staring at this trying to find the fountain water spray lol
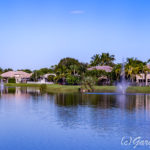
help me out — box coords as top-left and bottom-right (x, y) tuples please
(117, 61), (129, 94)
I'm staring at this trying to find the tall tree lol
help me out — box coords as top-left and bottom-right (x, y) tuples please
(112, 64), (122, 81)
(56, 57), (80, 70)
(70, 65), (79, 75)
(90, 54), (100, 66)
(90, 53), (115, 66)
(0, 68), (3, 74)
(4, 68), (13, 72)
(18, 69), (32, 73)
(100, 53), (115, 66)
(125, 58), (145, 83)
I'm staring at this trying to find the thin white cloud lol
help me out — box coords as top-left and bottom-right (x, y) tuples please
(70, 10), (84, 14)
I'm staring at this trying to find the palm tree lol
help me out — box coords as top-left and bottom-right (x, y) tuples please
(125, 65), (139, 83)
(90, 53), (115, 67)
(0, 68), (3, 75)
(147, 59), (150, 64)
(100, 53), (115, 66)
(140, 61), (150, 86)
(90, 54), (100, 66)
(78, 63), (88, 75)
(70, 65), (79, 75)
(125, 58), (148, 84)
(81, 76), (95, 92)
(112, 64), (121, 81)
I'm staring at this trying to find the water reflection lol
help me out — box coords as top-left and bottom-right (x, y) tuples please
(1, 87), (150, 111)
(54, 92), (150, 112)
(0, 87), (150, 150)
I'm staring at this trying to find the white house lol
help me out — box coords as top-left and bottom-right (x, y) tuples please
(27, 73), (56, 84)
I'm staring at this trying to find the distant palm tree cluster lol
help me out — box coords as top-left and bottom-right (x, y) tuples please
(0, 53), (150, 86)
(90, 53), (115, 66)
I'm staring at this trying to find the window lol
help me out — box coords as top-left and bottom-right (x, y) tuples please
(139, 79), (146, 82)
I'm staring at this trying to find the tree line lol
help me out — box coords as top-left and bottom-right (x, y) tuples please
(0, 53), (150, 85)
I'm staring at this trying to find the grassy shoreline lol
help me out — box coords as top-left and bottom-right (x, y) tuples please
(4, 83), (150, 93)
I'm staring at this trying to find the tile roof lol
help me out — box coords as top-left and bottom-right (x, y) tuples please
(87, 65), (113, 72)
(1, 71), (32, 78)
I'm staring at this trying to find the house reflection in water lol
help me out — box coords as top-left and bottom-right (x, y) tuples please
(0, 87), (40, 99)
(135, 94), (150, 120)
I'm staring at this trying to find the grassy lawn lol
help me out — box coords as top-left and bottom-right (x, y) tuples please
(5, 83), (81, 93)
(4, 83), (150, 93)
(46, 84), (80, 93)
(5, 83), (41, 87)
(94, 86), (116, 92)
(127, 86), (150, 93)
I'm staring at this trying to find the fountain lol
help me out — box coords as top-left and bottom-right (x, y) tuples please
(117, 61), (129, 94)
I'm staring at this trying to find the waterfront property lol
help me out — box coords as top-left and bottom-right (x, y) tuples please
(1, 71), (32, 83)
(27, 73), (56, 84)
(136, 65), (150, 86)
(87, 65), (113, 85)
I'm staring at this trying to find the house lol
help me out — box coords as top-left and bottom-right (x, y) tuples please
(27, 73), (56, 84)
(136, 65), (150, 86)
(1, 71), (32, 83)
(39, 73), (56, 84)
(87, 65), (113, 85)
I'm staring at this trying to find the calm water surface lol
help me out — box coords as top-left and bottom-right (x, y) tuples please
(0, 87), (150, 150)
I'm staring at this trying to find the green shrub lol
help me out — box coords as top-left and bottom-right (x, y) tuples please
(66, 75), (80, 85)
(8, 78), (16, 83)
(81, 76), (96, 91)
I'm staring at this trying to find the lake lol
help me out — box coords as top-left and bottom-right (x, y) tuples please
(0, 87), (150, 150)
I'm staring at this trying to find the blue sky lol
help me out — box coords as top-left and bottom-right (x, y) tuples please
(0, 0), (150, 70)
